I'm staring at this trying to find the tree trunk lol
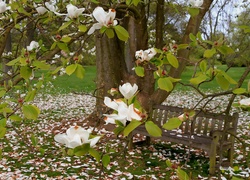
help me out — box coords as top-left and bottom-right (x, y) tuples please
(88, 1), (214, 125)
(155, 0), (165, 49)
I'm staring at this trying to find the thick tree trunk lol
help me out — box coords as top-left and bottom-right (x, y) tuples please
(89, 1), (213, 126)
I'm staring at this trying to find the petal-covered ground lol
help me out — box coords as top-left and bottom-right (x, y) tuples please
(0, 91), (249, 179)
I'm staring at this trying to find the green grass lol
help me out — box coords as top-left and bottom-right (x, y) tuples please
(46, 65), (250, 93)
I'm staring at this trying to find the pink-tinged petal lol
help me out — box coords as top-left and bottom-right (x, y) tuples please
(104, 116), (116, 124)
(54, 134), (68, 145)
(128, 104), (142, 121)
(88, 136), (101, 147)
(104, 97), (118, 110)
(104, 9), (116, 26)
(93, 7), (107, 25)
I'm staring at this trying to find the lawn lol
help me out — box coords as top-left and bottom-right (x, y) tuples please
(48, 65), (250, 94)
(0, 65), (249, 179)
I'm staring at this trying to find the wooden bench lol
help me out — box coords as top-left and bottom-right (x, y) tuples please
(132, 104), (239, 175)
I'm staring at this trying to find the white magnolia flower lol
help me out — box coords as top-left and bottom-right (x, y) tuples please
(66, 4), (85, 19)
(27, 41), (39, 51)
(36, 6), (47, 15)
(45, 1), (57, 12)
(104, 103), (141, 126)
(54, 126), (101, 148)
(239, 98), (250, 106)
(135, 48), (157, 62)
(119, 83), (138, 99)
(0, 0), (10, 13)
(189, 0), (203, 8)
(87, 7), (118, 35)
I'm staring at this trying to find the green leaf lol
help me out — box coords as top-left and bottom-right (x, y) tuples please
(33, 61), (50, 70)
(218, 45), (234, 55)
(18, 7), (31, 16)
(59, 21), (73, 31)
(57, 42), (69, 52)
(31, 134), (38, 146)
(0, 118), (6, 127)
(113, 126), (124, 136)
(102, 154), (110, 167)
(168, 77), (181, 83)
(75, 64), (85, 79)
(188, 7), (199, 17)
(9, 115), (22, 122)
(189, 74), (207, 85)
(52, 66), (63, 74)
(6, 58), (20, 66)
(220, 71), (237, 84)
(22, 105), (40, 120)
(123, 120), (142, 137)
(25, 90), (37, 102)
(0, 90), (6, 98)
(67, 149), (74, 156)
(199, 60), (207, 72)
(158, 77), (173, 92)
(66, 64), (77, 76)
(74, 143), (90, 156)
(114, 25), (129, 42)
(216, 74), (229, 90)
(145, 121), (162, 137)
(167, 53), (179, 68)
(162, 117), (182, 130)
(89, 148), (101, 162)
(232, 176), (244, 180)
(132, 0), (141, 6)
(233, 88), (246, 95)
(78, 25), (87, 32)
(177, 44), (189, 50)
(176, 167), (190, 180)
(203, 48), (216, 58)
(105, 28), (115, 38)
(60, 36), (71, 43)
(20, 66), (32, 80)
(189, 33), (196, 42)
(50, 42), (57, 50)
(0, 126), (6, 138)
(135, 66), (144, 77)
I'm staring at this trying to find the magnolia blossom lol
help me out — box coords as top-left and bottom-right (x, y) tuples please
(119, 83), (138, 99)
(54, 126), (101, 148)
(135, 48), (157, 62)
(239, 98), (250, 106)
(66, 4), (85, 19)
(104, 97), (141, 126)
(189, 0), (203, 8)
(27, 41), (39, 51)
(36, 6), (47, 15)
(45, 1), (57, 12)
(87, 7), (118, 35)
(0, 0), (10, 13)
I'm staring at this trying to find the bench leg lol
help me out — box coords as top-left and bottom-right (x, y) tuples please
(209, 152), (216, 175)
(127, 133), (134, 150)
(228, 145), (234, 167)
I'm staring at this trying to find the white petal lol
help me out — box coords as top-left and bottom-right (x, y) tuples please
(88, 136), (101, 147)
(93, 7), (107, 25)
(36, 7), (47, 15)
(87, 23), (102, 35)
(68, 134), (82, 148)
(54, 134), (68, 145)
(104, 97), (118, 110)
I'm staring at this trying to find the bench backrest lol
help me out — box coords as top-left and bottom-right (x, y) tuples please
(152, 105), (239, 139)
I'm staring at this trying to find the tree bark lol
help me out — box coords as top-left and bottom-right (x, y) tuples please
(155, 0), (165, 49)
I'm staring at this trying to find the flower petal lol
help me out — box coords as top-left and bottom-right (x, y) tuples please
(88, 136), (101, 147)
(54, 134), (68, 145)
(93, 7), (107, 25)
(104, 97), (118, 110)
